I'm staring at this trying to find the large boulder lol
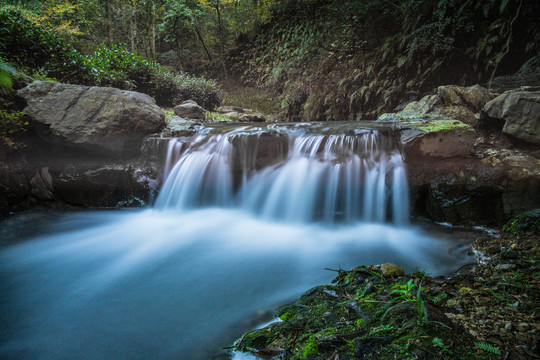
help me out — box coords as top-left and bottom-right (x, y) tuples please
(17, 81), (165, 156)
(481, 90), (540, 144)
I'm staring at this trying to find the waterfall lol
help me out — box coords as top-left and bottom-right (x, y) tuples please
(155, 124), (410, 225)
(0, 122), (477, 360)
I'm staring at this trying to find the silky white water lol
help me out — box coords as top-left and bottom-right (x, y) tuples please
(0, 124), (473, 360)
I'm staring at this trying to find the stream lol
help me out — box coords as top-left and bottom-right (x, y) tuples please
(0, 123), (484, 359)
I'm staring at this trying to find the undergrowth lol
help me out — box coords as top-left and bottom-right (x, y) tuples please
(0, 6), (222, 109)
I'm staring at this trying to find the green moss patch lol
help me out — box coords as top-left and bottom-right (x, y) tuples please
(402, 119), (472, 134)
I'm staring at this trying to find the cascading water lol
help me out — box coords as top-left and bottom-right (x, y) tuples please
(155, 125), (409, 225)
(0, 123), (475, 360)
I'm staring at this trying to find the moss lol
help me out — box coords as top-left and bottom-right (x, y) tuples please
(206, 111), (232, 122)
(502, 208), (540, 235)
(233, 263), (508, 359)
(163, 108), (175, 122)
(299, 335), (319, 359)
(403, 119), (472, 134)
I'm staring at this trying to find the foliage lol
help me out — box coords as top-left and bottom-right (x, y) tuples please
(231, 0), (540, 121)
(475, 341), (501, 355)
(0, 108), (28, 148)
(0, 6), (90, 83)
(502, 209), (540, 235)
(0, 60), (16, 94)
(0, 59), (28, 148)
(0, 6), (222, 108)
(234, 265), (485, 359)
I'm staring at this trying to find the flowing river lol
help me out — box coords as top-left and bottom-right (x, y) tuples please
(0, 123), (479, 359)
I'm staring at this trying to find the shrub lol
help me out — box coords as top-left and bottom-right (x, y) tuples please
(83, 44), (222, 109)
(0, 7), (222, 109)
(0, 7), (90, 83)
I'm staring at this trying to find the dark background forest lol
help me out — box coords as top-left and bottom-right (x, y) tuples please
(1, 0), (539, 140)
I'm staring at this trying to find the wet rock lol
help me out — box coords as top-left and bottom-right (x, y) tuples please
(216, 105), (244, 113)
(54, 164), (147, 207)
(30, 167), (53, 200)
(17, 81), (165, 156)
(229, 131), (289, 187)
(438, 84), (492, 113)
(239, 113), (266, 122)
(166, 116), (198, 136)
(380, 263), (404, 277)
(0, 162), (30, 212)
(400, 120), (476, 158)
(173, 100), (206, 120)
(379, 84), (494, 126)
(481, 90), (540, 144)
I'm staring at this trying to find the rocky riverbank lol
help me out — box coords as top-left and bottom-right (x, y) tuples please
(232, 210), (539, 360)
(1, 81), (539, 228)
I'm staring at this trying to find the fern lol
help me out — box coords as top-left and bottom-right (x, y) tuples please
(431, 292), (448, 304)
(475, 341), (501, 355)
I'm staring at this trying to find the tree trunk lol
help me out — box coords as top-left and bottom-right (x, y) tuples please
(105, 0), (113, 45)
(173, 18), (184, 71)
(150, 2), (156, 61)
(195, 26), (213, 62)
(214, 2), (228, 80)
(130, 5), (137, 53)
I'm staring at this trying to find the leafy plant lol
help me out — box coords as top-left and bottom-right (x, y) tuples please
(475, 341), (502, 355)
(0, 6), (89, 82)
(389, 278), (416, 302)
(502, 209), (540, 235)
(0, 60), (16, 94)
(0, 108), (28, 148)
(432, 337), (453, 354)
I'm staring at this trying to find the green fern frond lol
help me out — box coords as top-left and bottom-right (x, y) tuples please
(475, 341), (501, 355)
(432, 292), (448, 304)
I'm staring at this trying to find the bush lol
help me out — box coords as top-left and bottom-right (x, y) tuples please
(83, 44), (222, 109)
(0, 7), (90, 83)
(0, 7), (222, 109)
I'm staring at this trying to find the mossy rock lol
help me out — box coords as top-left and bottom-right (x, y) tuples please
(401, 119), (472, 134)
(502, 208), (540, 235)
(232, 266), (485, 360)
